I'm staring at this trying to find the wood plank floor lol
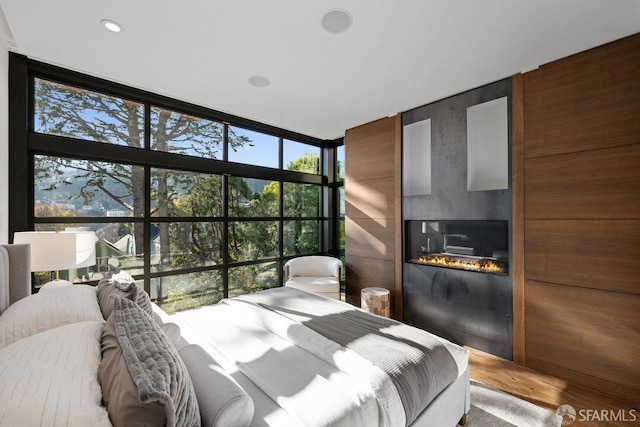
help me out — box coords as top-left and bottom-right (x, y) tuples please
(466, 347), (639, 427)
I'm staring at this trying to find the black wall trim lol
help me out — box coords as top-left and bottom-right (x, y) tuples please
(8, 54), (30, 237)
(28, 133), (324, 185)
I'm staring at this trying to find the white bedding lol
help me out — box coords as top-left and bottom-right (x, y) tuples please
(0, 320), (111, 427)
(0, 284), (103, 348)
(0, 241), (469, 427)
(168, 288), (469, 427)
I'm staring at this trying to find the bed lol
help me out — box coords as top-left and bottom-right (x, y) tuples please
(0, 243), (470, 427)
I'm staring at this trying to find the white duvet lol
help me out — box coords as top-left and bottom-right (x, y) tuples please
(168, 288), (468, 427)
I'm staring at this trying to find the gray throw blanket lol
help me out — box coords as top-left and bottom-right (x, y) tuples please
(301, 309), (459, 425)
(230, 288), (459, 426)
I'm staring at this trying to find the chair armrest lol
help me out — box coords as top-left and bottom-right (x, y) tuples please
(331, 258), (342, 279)
(284, 263), (291, 282)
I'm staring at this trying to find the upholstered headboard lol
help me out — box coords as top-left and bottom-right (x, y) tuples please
(0, 244), (32, 314)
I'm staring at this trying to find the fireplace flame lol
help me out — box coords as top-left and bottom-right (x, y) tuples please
(418, 254), (505, 274)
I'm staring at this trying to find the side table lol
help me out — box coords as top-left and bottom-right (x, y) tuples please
(361, 287), (390, 318)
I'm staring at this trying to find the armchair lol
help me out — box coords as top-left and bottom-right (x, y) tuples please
(283, 256), (342, 300)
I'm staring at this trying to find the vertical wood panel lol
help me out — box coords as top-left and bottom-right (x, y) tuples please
(511, 74), (525, 365)
(344, 217), (395, 260)
(525, 144), (640, 220)
(525, 280), (640, 398)
(394, 116), (403, 319)
(525, 220), (640, 294)
(345, 255), (395, 309)
(344, 176), (395, 219)
(345, 116), (399, 318)
(523, 33), (640, 401)
(524, 34), (640, 158)
(345, 117), (396, 183)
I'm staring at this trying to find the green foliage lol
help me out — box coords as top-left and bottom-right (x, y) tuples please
(34, 78), (324, 310)
(288, 153), (320, 174)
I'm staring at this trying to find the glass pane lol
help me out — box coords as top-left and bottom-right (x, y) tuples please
(150, 107), (223, 159)
(228, 126), (278, 168)
(228, 221), (279, 262)
(33, 222), (144, 281)
(151, 222), (223, 272)
(284, 220), (319, 256)
(151, 169), (222, 217)
(403, 119), (432, 196)
(339, 219), (345, 250)
(284, 140), (320, 174)
(338, 187), (345, 216)
(35, 155), (144, 218)
(229, 263), (279, 298)
(34, 78), (144, 147)
(467, 97), (509, 191)
(336, 145), (345, 181)
(152, 270), (223, 313)
(228, 177), (278, 217)
(283, 182), (320, 217)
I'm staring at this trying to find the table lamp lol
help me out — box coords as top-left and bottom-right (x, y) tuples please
(13, 231), (97, 283)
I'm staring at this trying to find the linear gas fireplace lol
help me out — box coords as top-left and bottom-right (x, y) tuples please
(403, 219), (513, 360)
(406, 220), (509, 275)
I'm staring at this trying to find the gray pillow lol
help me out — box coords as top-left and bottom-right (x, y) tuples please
(96, 270), (152, 319)
(99, 296), (200, 427)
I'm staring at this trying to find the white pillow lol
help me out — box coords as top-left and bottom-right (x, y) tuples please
(159, 322), (188, 351)
(0, 285), (103, 348)
(0, 320), (112, 427)
(179, 344), (254, 427)
(151, 301), (172, 325)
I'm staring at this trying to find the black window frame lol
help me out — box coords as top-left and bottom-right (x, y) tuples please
(8, 53), (343, 304)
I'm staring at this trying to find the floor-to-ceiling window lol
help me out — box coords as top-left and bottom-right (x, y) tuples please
(335, 144), (345, 280)
(9, 54), (338, 312)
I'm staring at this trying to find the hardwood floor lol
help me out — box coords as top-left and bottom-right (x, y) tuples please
(466, 347), (639, 427)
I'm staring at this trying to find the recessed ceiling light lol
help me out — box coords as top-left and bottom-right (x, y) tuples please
(321, 9), (352, 34)
(248, 76), (271, 88)
(101, 19), (123, 33)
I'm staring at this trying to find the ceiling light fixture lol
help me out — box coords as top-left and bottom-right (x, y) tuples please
(321, 9), (352, 34)
(101, 19), (123, 33)
(248, 76), (271, 88)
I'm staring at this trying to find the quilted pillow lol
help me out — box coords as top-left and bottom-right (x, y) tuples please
(0, 285), (103, 348)
(97, 269), (152, 319)
(99, 296), (200, 427)
(0, 320), (111, 426)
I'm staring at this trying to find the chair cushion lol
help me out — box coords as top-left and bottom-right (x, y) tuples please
(285, 277), (340, 293)
(286, 256), (340, 278)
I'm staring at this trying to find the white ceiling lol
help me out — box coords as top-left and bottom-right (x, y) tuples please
(1, 1), (639, 141)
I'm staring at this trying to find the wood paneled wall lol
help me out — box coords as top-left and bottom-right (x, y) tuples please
(344, 116), (402, 318)
(522, 33), (640, 400)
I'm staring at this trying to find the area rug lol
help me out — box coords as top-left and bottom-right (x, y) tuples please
(460, 380), (562, 427)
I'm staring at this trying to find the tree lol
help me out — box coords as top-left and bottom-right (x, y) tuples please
(34, 77), (324, 309)
(34, 78), (250, 261)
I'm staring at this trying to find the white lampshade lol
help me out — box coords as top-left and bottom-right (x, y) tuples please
(13, 231), (97, 272)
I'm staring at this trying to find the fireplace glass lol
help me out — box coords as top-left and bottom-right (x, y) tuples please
(405, 220), (509, 275)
